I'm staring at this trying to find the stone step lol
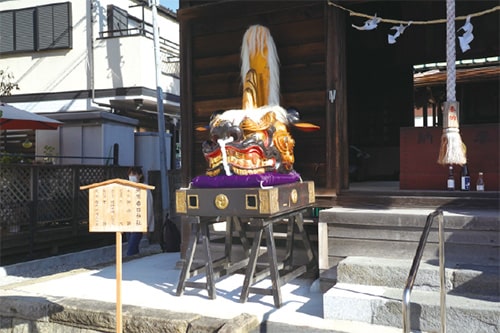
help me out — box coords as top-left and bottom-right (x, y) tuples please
(336, 256), (500, 298)
(319, 207), (500, 267)
(321, 207), (500, 230)
(323, 283), (500, 333)
(334, 186), (500, 209)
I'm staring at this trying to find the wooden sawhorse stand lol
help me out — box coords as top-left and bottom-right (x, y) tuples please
(239, 209), (316, 308)
(176, 216), (250, 299)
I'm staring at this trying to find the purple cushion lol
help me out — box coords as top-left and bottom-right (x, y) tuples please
(191, 171), (301, 188)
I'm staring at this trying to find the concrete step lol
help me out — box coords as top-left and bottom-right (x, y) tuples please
(320, 206), (500, 332)
(323, 283), (500, 333)
(334, 186), (500, 209)
(337, 256), (500, 298)
(321, 207), (500, 230)
(319, 207), (500, 267)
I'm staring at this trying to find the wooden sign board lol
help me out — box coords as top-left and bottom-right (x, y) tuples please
(80, 179), (155, 233)
(80, 178), (155, 333)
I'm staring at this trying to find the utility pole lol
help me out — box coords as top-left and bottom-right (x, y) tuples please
(150, 0), (170, 223)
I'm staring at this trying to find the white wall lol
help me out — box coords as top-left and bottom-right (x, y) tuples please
(0, 0), (179, 109)
(1, 0), (178, 166)
(36, 113), (137, 166)
(102, 122), (135, 166)
(134, 132), (171, 182)
(0, 0), (89, 95)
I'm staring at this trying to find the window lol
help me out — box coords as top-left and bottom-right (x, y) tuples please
(0, 10), (15, 53)
(0, 2), (72, 54)
(37, 3), (72, 50)
(15, 8), (36, 52)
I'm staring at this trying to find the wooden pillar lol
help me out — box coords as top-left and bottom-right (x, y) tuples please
(179, 10), (194, 188)
(325, 3), (348, 191)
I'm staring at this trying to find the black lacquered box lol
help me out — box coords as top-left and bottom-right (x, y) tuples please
(176, 181), (315, 217)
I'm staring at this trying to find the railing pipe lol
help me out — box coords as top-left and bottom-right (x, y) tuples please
(438, 212), (446, 333)
(403, 209), (446, 333)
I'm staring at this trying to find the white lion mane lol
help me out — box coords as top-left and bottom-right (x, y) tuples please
(213, 105), (288, 127)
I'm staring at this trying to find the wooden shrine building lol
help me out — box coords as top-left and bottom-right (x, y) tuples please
(177, 0), (499, 194)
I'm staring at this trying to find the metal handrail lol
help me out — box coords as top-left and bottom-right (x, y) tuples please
(403, 210), (446, 333)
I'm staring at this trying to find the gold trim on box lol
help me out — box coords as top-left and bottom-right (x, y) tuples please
(269, 188), (279, 213)
(245, 194), (258, 210)
(258, 189), (269, 214)
(187, 194), (199, 209)
(308, 181), (315, 203)
(215, 194), (229, 210)
(258, 188), (279, 214)
(176, 191), (187, 213)
(290, 189), (298, 204)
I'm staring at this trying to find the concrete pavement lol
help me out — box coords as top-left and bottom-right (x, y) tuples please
(0, 242), (403, 333)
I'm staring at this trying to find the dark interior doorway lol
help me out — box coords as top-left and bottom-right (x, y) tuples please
(344, 1), (499, 183)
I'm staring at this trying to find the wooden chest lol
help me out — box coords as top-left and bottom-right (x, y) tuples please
(176, 181), (315, 217)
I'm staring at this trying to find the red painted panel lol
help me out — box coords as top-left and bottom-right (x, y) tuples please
(400, 124), (499, 190)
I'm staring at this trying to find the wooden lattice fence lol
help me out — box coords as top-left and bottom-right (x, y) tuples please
(0, 164), (130, 265)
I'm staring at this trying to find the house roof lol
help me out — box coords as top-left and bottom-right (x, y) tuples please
(42, 111), (139, 126)
(414, 66), (500, 87)
(133, 0), (177, 19)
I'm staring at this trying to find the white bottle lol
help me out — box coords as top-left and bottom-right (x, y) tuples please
(476, 172), (485, 191)
(447, 165), (455, 191)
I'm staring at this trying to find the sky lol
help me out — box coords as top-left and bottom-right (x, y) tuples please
(160, 0), (179, 11)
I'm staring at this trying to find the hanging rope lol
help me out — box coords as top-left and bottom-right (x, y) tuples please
(327, 1), (500, 26)
(438, 0), (467, 165)
(446, 0), (456, 101)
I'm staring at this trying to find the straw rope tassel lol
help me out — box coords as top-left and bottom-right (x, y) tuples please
(438, 0), (467, 165)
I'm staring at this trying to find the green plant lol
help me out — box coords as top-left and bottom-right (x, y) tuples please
(0, 69), (19, 96)
(43, 145), (56, 156)
(0, 152), (22, 164)
(43, 145), (57, 164)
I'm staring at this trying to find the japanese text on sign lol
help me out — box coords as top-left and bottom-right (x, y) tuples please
(88, 184), (148, 232)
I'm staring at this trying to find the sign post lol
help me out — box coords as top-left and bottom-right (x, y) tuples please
(80, 179), (155, 333)
(115, 231), (122, 332)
